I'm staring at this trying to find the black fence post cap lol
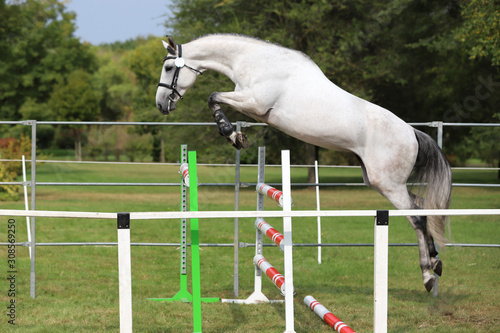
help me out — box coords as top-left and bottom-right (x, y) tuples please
(376, 210), (389, 226)
(117, 212), (130, 229)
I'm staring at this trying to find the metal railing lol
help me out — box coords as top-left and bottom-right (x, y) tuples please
(1, 119), (499, 300)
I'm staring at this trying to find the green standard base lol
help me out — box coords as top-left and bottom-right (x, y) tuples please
(148, 288), (193, 303)
(148, 294), (220, 303)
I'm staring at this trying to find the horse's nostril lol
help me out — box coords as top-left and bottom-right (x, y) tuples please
(157, 103), (162, 111)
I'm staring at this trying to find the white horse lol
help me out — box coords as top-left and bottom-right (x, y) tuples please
(156, 34), (452, 292)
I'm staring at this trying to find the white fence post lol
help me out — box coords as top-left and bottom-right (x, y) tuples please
(282, 150), (295, 333)
(118, 213), (133, 333)
(374, 210), (388, 333)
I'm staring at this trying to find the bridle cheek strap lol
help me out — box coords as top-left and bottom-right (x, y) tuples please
(158, 67), (182, 99)
(158, 44), (201, 100)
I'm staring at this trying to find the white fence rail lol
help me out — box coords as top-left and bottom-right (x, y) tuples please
(1, 208), (499, 220)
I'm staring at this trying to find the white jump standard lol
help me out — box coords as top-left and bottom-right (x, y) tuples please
(222, 147), (296, 332)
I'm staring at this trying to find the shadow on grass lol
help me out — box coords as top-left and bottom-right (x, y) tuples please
(390, 286), (471, 304)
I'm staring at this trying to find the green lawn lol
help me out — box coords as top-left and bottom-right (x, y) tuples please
(0, 162), (498, 332)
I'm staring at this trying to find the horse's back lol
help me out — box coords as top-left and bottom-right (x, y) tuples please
(271, 68), (417, 155)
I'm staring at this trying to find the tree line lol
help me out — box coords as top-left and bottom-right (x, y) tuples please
(1, 0), (499, 167)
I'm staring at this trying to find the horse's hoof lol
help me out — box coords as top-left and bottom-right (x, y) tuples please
(232, 132), (248, 150)
(432, 260), (442, 277)
(424, 276), (435, 292)
(237, 132), (248, 149)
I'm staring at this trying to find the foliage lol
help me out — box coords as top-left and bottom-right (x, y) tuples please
(457, 113), (500, 166)
(455, 0), (500, 66)
(49, 70), (101, 122)
(0, 135), (31, 200)
(0, 0), (97, 122)
(48, 69), (101, 160)
(84, 127), (116, 160)
(92, 47), (138, 122)
(124, 131), (154, 162)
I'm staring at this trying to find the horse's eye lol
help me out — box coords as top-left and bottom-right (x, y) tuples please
(165, 66), (173, 72)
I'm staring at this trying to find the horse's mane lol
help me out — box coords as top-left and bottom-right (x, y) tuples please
(194, 33), (276, 46)
(193, 33), (313, 62)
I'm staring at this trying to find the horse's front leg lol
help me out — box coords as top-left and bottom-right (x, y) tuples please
(208, 91), (250, 150)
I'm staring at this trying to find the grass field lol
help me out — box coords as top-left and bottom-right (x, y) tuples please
(0, 161), (499, 332)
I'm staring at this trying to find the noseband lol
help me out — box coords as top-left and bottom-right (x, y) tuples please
(158, 44), (201, 100)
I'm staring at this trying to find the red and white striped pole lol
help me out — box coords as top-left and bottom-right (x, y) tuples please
(304, 295), (356, 333)
(254, 255), (293, 295)
(256, 183), (292, 207)
(180, 163), (189, 187)
(255, 218), (285, 251)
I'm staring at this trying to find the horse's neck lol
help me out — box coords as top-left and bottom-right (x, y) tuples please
(183, 36), (255, 79)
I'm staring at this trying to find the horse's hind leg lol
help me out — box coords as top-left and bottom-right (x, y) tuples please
(409, 192), (442, 277)
(427, 235), (442, 276)
(376, 185), (436, 291)
(407, 215), (436, 292)
(409, 192), (442, 276)
(360, 127), (438, 291)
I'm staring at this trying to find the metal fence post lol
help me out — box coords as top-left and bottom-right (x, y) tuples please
(430, 121), (443, 298)
(233, 122), (242, 298)
(29, 120), (37, 299)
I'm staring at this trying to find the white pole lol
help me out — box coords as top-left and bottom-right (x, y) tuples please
(22, 155), (32, 259)
(374, 211), (388, 333)
(117, 213), (133, 333)
(281, 150), (295, 333)
(245, 147), (269, 303)
(255, 147), (265, 295)
(314, 161), (321, 264)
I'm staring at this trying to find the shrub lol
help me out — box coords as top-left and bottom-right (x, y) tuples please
(0, 135), (32, 201)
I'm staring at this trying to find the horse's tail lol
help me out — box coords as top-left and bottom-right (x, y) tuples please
(411, 129), (453, 248)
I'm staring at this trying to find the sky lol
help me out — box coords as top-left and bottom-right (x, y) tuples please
(65, 0), (173, 45)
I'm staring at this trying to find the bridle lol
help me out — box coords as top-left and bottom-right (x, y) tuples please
(158, 44), (202, 100)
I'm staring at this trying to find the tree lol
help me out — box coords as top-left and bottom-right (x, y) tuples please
(455, 0), (500, 67)
(48, 70), (101, 160)
(0, 0), (97, 128)
(127, 37), (171, 162)
(93, 46), (139, 122)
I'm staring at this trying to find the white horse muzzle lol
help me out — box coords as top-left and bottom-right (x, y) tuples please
(157, 92), (177, 115)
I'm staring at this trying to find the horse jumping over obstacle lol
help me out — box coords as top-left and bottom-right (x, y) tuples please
(155, 34), (453, 292)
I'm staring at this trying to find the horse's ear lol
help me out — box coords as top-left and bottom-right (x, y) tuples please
(167, 36), (177, 54)
(162, 36), (177, 55)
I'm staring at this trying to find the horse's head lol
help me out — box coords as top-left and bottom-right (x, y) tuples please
(156, 37), (201, 115)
